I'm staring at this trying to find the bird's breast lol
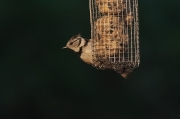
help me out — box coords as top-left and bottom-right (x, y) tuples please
(80, 42), (93, 65)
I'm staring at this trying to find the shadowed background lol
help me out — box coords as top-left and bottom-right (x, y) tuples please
(0, 0), (180, 119)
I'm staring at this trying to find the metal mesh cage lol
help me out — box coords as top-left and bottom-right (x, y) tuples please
(89, 0), (140, 74)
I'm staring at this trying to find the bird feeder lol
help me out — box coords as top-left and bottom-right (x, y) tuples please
(89, 0), (140, 77)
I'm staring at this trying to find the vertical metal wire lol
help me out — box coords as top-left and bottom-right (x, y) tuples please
(136, 0), (140, 67)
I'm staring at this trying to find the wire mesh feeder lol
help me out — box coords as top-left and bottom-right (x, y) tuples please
(89, 0), (140, 78)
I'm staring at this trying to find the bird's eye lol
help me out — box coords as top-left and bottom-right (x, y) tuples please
(70, 42), (73, 45)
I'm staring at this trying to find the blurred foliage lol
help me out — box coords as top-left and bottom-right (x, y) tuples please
(0, 0), (180, 119)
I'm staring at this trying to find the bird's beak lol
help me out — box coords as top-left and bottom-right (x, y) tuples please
(62, 47), (67, 49)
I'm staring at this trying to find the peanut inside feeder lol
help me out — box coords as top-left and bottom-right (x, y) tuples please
(96, 0), (125, 15)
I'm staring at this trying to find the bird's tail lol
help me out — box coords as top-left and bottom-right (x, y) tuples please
(120, 72), (129, 79)
(120, 69), (133, 79)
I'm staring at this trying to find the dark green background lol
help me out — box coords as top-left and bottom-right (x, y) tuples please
(1, 0), (180, 119)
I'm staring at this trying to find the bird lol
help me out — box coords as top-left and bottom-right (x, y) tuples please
(62, 34), (93, 65)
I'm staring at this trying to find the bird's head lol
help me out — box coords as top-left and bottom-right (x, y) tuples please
(62, 34), (86, 52)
